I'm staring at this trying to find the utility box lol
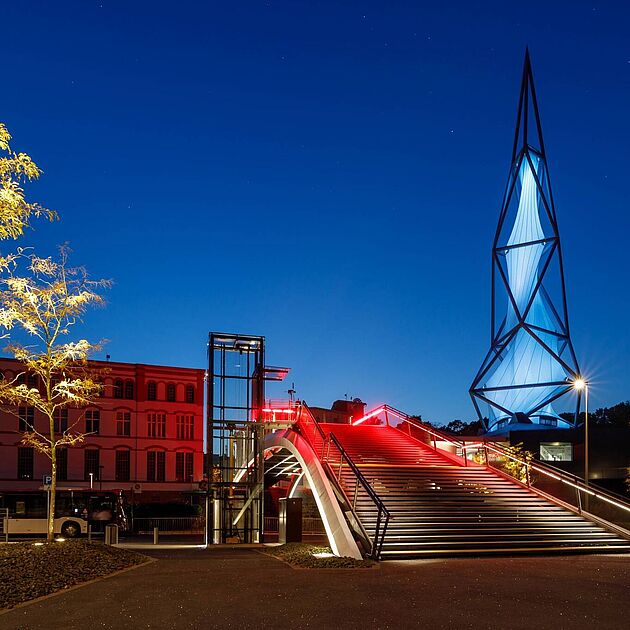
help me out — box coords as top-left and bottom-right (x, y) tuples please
(278, 497), (302, 543)
(105, 524), (119, 545)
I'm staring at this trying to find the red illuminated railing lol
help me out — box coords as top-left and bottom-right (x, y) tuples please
(295, 403), (390, 559)
(260, 400), (299, 424)
(355, 404), (470, 466)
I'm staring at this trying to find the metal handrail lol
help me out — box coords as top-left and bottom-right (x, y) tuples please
(294, 404), (391, 559)
(379, 405), (469, 465)
(295, 403), (328, 455)
(377, 404), (630, 536)
(325, 432), (391, 559)
(479, 440), (630, 523)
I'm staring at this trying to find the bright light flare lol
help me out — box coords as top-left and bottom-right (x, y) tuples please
(572, 377), (587, 391)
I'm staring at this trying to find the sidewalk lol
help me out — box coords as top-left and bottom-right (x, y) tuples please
(2, 547), (629, 629)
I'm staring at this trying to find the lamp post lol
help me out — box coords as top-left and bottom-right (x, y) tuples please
(573, 378), (589, 487)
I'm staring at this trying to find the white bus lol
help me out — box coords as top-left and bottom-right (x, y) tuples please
(0, 489), (128, 538)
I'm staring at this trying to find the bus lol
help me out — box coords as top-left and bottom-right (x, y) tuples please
(0, 489), (129, 538)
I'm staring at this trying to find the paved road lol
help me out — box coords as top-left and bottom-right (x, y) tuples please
(2, 547), (629, 629)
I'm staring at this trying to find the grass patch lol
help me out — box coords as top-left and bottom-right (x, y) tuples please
(262, 543), (374, 568)
(0, 540), (149, 610)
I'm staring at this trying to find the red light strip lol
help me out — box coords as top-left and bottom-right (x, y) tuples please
(352, 405), (386, 426)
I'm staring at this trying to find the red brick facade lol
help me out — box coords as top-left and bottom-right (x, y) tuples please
(0, 358), (205, 502)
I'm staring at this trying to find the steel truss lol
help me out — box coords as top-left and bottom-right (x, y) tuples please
(470, 50), (581, 432)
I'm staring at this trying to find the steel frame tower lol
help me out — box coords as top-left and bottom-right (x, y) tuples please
(470, 51), (581, 433)
(207, 332), (265, 543)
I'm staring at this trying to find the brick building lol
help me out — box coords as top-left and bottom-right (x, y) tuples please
(0, 358), (205, 503)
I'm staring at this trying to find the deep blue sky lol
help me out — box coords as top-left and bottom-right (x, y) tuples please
(3, 1), (630, 423)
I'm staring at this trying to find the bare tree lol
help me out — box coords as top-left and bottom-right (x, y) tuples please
(0, 247), (109, 540)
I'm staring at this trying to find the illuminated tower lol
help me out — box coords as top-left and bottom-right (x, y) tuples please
(470, 51), (581, 433)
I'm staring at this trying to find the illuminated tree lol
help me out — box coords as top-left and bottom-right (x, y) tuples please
(0, 123), (55, 240)
(0, 248), (109, 541)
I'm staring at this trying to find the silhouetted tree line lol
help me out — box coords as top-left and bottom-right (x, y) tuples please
(432, 401), (630, 436)
(559, 401), (630, 428)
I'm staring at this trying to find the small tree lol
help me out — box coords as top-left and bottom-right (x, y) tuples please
(0, 123), (55, 239)
(0, 248), (109, 541)
(501, 442), (534, 484)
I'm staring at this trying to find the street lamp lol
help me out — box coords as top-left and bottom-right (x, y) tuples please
(572, 377), (589, 487)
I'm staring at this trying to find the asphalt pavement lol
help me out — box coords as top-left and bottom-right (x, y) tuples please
(2, 547), (629, 629)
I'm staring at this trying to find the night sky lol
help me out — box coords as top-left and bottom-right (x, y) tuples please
(3, 1), (630, 424)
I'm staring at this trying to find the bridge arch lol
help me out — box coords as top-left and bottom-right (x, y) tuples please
(262, 430), (362, 559)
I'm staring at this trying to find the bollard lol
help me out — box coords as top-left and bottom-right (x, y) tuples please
(88, 524), (92, 543)
(105, 524), (119, 545)
(153, 527), (159, 545)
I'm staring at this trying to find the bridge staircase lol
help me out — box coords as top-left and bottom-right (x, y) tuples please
(295, 405), (630, 559)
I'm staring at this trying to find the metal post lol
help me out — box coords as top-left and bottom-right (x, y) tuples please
(372, 510), (382, 559)
(584, 384), (589, 488)
(353, 478), (359, 509)
(153, 527), (159, 545)
(88, 525), (92, 543)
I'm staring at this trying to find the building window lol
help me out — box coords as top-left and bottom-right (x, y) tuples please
(147, 381), (157, 401)
(86, 409), (100, 434)
(176, 452), (194, 482)
(147, 450), (165, 482)
(124, 379), (134, 400)
(53, 408), (68, 434)
(185, 385), (195, 403)
(18, 406), (35, 432)
(84, 449), (100, 480)
(57, 449), (68, 481)
(539, 417), (558, 427)
(147, 413), (166, 438)
(540, 442), (573, 462)
(115, 450), (130, 482)
(116, 411), (131, 436)
(17, 447), (34, 480)
(113, 379), (124, 398)
(176, 415), (194, 440)
(166, 383), (176, 402)
(19, 373), (38, 389)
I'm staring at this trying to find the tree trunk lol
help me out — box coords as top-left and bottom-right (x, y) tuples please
(48, 447), (56, 542)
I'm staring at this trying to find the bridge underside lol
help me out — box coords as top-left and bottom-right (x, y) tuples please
(261, 430), (362, 559)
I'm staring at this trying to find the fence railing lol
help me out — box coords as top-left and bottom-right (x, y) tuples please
(356, 403), (630, 540)
(295, 404), (390, 559)
(263, 516), (326, 534)
(476, 441), (630, 538)
(0, 508), (7, 541)
(374, 404), (470, 466)
(132, 516), (205, 534)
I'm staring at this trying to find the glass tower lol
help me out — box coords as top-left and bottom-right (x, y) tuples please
(470, 51), (581, 433)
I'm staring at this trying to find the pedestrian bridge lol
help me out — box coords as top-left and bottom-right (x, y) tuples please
(256, 404), (630, 560)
